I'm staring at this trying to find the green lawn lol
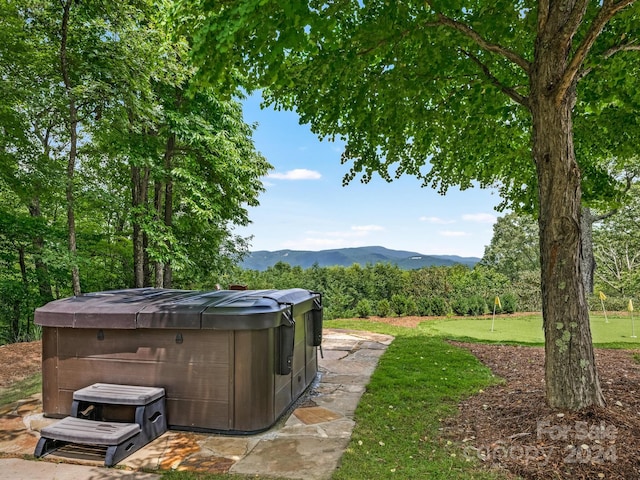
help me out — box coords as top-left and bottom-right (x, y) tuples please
(417, 312), (640, 347)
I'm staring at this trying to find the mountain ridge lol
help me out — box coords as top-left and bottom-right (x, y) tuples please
(241, 246), (480, 271)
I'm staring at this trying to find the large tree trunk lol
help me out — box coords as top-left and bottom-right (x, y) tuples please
(531, 13), (604, 409)
(60, 0), (81, 296)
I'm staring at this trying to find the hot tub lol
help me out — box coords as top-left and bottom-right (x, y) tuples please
(35, 288), (323, 433)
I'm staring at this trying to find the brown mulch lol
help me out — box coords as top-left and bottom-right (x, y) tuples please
(364, 315), (640, 479)
(0, 340), (41, 390)
(443, 342), (640, 479)
(2, 320), (640, 478)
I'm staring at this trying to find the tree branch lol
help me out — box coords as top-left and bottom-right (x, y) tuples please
(435, 14), (531, 73)
(558, 0), (590, 46)
(463, 50), (530, 107)
(555, 0), (636, 104)
(578, 41), (640, 80)
(538, 0), (550, 32)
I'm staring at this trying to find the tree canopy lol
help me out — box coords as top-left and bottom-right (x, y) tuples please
(180, 0), (640, 410)
(0, 0), (270, 341)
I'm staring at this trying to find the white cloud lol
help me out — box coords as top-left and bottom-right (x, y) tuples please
(280, 224), (385, 250)
(419, 216), (455, 224)
(439, 230), (470, 237)
(462, 213), (497, 224)
(268, 168), (322, 180)
(351, 225), (384, 233)
(282, 238), (363, 249)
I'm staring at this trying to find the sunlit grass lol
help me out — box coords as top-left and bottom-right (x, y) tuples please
(413, 312), (640, 348)
(0, 372), (41, 407)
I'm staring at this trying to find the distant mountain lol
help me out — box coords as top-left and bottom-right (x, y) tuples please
(240, 246), (480, 271)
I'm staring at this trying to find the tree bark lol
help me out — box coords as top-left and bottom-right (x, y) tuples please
(28, 198), (54, 302)
(163, 133), (175, 288)
(580, 207), (596, 295)
(153, 179), (164, 288)
(131, 165), (149, 288)
(59, 0), (81, 296)
(530, 10), (604, 409)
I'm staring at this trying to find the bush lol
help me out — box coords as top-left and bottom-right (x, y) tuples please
(376, 299), (392, 317)
(355, 299), (372, 318)
(451, 295), (487, 316)
(588, 294), (632, 312)
(416, 296), (449, 316)
(500, 293), (517, 314)
(390, 294), (418, 316)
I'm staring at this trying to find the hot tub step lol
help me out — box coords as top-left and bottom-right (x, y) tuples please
(35, 383), (167, 466)
(34, 417), (143, 466)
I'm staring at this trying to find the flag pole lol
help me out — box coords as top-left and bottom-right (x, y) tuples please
(599, 291), (608, 324)
(629, 299), (636, 338)
(491, 296), (500, 332)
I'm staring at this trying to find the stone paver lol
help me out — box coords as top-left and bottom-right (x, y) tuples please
(0, 328), (393, 480)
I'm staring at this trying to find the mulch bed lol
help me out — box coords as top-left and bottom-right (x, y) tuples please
(443, 342), (640, 479)
(0, 340), (41, 390)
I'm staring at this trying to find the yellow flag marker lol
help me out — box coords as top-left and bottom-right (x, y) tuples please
(599, 291), (609, 323)
(491, 296), (501, 332)
(629, 299), (634, 312)
(630, 299), (636, 338)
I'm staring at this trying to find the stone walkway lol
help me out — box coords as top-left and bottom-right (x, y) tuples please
(0, 329), (393, 479)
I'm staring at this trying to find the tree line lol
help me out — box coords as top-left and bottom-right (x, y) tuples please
(0, 1), (270, 343)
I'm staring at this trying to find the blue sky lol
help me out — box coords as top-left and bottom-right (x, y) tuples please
(235, 93), (503, 258)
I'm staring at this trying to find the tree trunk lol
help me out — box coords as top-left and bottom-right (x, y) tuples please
(580, 207), (596, 295)
(153, 179), (164, 288)
(530, 16), (604, 409)
(28, 198), (54, 303)
(131, 165), (149, 288)
(163, 133), (175, 289)
(60, 0), (81, 296)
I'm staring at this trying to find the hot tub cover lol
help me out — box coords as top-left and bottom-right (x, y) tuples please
(35, 288), (321, 330)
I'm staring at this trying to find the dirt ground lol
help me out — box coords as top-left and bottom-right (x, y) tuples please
(2, 317), (639, 479)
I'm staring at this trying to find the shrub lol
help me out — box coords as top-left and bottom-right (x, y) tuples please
(390, 294), (417, 316)
(500, 293), (517, 314)
(467, 295), (487, 316)
(355, 299), (372, 318)
(452, 295), (487, 316)
(376, 299), (392, 317)
(416, 296), (449, 316)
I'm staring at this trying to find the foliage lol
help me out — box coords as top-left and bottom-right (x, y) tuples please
(0, 1), (271, 341)
(376, 299), (392, 318)
(499, 293), (518, 315)
(416, 296), (449, 317)
(451, 295), (487, 317)
(480, 212), (540, 281)
(593, 184), (640, 296)
(355, 299), (372, 318)
(181, 0), (640, 409)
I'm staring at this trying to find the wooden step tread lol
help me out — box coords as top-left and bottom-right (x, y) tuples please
(40, 417), (141, 445)
(73, 383), (165, 405)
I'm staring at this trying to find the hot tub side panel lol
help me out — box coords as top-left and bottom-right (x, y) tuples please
(232, 328), (277, 432)
(41, 327), (235, 431)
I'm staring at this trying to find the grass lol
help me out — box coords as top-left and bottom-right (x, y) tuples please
(327, 323), (505, 480)
(0, 372), (41, 407)
(418, 312), (640, 348)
